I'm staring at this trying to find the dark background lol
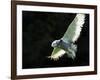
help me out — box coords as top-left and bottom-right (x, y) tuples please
(22, 11), (89, 69)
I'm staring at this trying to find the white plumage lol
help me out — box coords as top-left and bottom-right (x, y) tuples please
(48, 13), (86, 60)
(62, 14), (85, 42)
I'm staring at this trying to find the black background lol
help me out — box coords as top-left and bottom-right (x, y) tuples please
(22, 11), (89, 69)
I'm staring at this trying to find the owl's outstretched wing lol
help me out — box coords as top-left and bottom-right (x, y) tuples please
(48, 47), (66, 61)
(62, 14), (85, 43)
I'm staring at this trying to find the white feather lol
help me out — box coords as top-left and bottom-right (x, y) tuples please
(62, 14), (85, 42)
(48, 48), (66, 61)
(51, 49), (65, 60)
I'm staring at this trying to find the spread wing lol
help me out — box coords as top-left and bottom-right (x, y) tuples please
(48, 47), (66, 61)
(62, 14), (85, 43)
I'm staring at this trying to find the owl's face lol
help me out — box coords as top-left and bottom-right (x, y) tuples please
(51, 40), (61, 47)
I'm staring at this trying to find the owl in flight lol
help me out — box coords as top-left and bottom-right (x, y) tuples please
(48, 14), (85, 61)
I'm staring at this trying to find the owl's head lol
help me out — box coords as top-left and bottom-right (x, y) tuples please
(51, 39), (61, 47)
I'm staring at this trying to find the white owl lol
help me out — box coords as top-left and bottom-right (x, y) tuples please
(48, 14), (85, 61)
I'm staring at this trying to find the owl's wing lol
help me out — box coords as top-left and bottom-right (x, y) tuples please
(62, 14), (85, 43)
(48, 47), (66, 61)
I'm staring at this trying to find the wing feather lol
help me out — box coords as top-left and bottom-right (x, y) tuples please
(62, 14), (85, 42)
(48, 47), (66, 61)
